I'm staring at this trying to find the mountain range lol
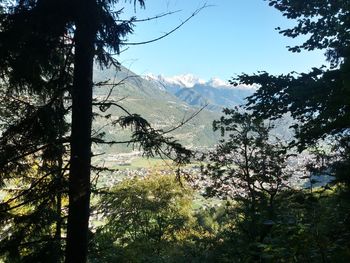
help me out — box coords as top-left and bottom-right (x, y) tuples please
(92, 66), (254, 152)
(144, 73), (255, 111)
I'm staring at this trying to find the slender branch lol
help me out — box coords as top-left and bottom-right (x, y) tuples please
(91, 137), (136, 145)
(16, 236), (66, 248)
(94, 74), (139, 105)
(0, 138), (70, 167)
(162, 104), (207, 135)
(93, 101), (132, 116)
(115, 10), (181, 23)
(1, 168), (63, 207)
(1, 191), (53, 213)
(122, 4), (209, 46)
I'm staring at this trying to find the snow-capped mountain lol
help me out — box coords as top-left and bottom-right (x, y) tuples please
(144, 74), (256, 110)
(145, 73), (205, 88)
(93, 67), (222, 150)
(206, 77), (231, 88)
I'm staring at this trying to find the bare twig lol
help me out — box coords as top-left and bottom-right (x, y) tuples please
(122, 4), (209, 46)
(163, 104), (207, 135)
(93, 101), (132, 116)
(115, 10), (181, 23)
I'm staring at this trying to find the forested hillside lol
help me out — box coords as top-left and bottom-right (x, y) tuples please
(93, 66), (222, 152)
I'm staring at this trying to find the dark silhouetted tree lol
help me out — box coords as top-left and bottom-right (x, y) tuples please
(0, 1), (195, 262)
(233, 0), (350, 186)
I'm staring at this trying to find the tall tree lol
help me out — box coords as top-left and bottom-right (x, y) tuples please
(1, 1), (194, 262)
(203, 108), (291, 242)
(0, 1), (142, 262)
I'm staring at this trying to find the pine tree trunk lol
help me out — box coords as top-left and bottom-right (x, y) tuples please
(65, 1), (97, 262)
(53, 156), (63, 263)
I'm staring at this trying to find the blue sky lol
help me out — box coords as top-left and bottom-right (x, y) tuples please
(118, 0), (327, 81)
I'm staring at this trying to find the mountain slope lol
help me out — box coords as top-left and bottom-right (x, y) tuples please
(92, 67), (220, 153)
(192, 83), (253, 108)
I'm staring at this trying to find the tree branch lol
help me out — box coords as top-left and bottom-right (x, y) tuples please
(122, 4), (209, 46)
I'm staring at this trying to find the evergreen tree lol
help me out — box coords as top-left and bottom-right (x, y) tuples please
(0, 1), (192, 262)
(0, 2), (72, 261)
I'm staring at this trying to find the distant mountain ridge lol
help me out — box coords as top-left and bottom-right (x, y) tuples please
(91, 67), (258, 154)
(143, 73), (255, 110)
(92, 67), (221, 152)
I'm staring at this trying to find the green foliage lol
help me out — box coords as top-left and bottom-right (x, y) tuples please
(267, 0), (349, 63)
(0, 4), (70, 258)
(232, 0), (350, 187)
(117, 114), (192, 164)
(1, 1), (349, 262)
(258, 188), (350, 262)
(236, 67), (350, 150)
(223, 2), (350, 259)
(236, 0), (350, 145)
(203, 188), (350, 263)
(0, 1), (193, 261)
(89, 174), (213, 262)
(200, 108), (295, 261)
(0, 167), (67, 263)
(203, 108), (291, 211)
(197, 107), (344, 262)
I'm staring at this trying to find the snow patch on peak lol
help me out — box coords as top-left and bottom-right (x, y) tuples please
(142, 74), (167, 90)
(163, 74), (206, 88)
(206, 77), (230, 88)
(144, 73), (161, 81)
(143, 73), (256, 90)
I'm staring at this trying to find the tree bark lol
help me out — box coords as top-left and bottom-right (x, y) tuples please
(65, 1), (97, 262)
